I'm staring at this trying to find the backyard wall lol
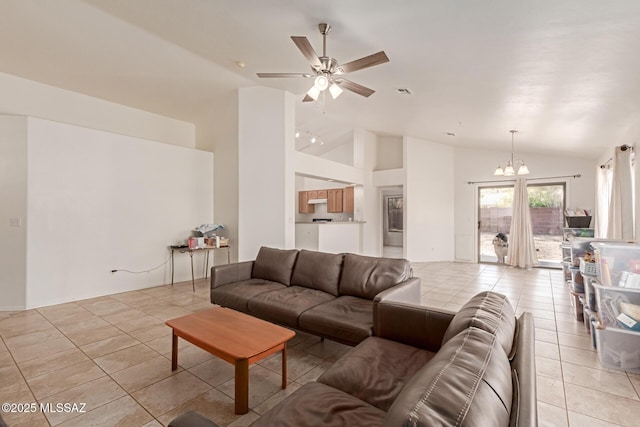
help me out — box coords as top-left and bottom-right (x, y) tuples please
(480, 207), (565, 235)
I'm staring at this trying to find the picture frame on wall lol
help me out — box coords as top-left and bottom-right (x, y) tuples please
(387, 196), (403, 232)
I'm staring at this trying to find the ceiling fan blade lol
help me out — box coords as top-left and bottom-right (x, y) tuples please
(336, 78), (375, 97)
(337, 51), (389, 74)
(256, 72), (313, 78)
(302, 94), (314, 102)
(291, 36), (322, 68)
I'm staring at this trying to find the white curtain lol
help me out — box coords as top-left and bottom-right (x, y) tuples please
(594, 165), (612, 238)
(607, 146), (634, 240)
(507, 178), (539, 269)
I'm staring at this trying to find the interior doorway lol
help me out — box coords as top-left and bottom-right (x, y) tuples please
(478, 183), (565, 267)
(382, 186), (404, 258)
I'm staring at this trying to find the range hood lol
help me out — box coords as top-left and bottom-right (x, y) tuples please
(308, 198), (327, 204)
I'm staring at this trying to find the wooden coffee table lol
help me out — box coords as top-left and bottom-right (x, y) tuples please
(165, 307), (296, 414)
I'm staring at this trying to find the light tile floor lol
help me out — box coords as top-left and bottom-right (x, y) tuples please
(1, 262), (639, 426)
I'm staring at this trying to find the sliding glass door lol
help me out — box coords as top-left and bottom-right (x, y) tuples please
(478, 183), (565, 266)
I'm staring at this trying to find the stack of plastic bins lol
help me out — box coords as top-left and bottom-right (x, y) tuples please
(591, 242), (640, 372)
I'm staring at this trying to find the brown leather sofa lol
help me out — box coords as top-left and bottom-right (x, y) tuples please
(210, 246), (420, 346)
(252, 291), (537, 427)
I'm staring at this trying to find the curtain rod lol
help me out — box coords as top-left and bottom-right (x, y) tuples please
(600, 144), (634, 169)
(467, 174), (582, 185)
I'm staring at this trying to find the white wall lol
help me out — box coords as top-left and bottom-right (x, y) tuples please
(24, 117), (213, 308)
(404, 136), (455, 262)
(0, 72), (195, 147)
(238, 87), (296, 261)
(360, 129), (380, 255)
(454, 147), (597, 262)
(294, 151), (365, 185)
(0, 116), (28, 309)
(193, 90), (240, 263)
(376, 135), (403, 170)
(320, 140), (354, 165)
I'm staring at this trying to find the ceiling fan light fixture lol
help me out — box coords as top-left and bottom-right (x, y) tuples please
(329, 83), (343, 99)
(314, 75), (329, 91)
(306, 85), (321, 101)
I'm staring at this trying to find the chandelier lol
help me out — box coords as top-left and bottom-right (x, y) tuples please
(494, 130), (530, 176)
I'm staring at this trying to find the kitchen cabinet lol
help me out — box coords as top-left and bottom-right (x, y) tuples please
(298, 191), (315, 214)
(307, 190), (318, 200)
(327, 189), (343, 213)
(317, 190), (328, 199)
(343, 186), (354, 213)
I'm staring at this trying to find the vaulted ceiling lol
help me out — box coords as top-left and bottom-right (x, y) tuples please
(1, 0), (639, 158)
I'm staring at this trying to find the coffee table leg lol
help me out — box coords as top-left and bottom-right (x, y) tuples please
(281, 344), (287, 389)
(171, 331), (178, 371)
(235, 359), (249, 414)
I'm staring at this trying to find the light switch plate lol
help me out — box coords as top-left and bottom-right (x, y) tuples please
(9, 217), (22, 227)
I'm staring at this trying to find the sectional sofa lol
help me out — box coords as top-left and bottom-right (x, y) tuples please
(209, 246), (420, 345)
(171, 290), (536, 426)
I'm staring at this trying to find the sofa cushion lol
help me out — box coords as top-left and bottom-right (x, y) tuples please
(210, 279), (286, 313)
(384, 327), (512, 427)
(290, 250), (343, 296)
(442, 291), (516, 354)
(298, 296), (375, 345)
(339, 254), (411, 299)
(250, 382), (385, 427)
(251, 247), (299, 285)
(247, 286), (334, 327)
(318, 336), (436, 411)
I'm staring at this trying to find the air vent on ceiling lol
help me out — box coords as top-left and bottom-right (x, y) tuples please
(395, 88), (412, 95)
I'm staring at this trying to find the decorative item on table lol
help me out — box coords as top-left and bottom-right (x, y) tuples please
(193, 224), (224, 237)
(188, 236), (205, 249)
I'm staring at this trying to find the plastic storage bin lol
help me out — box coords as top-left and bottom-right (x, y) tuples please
(593, 283), (640, 330)
(592, 242), (640, 287)
(595, 326), (640, 373)
(563, 228), (595, 241)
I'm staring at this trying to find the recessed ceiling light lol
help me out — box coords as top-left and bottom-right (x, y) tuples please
(235, 61), (246, 68)
(395, 88), (412, 95)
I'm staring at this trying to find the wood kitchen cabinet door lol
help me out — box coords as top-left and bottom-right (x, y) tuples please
(298, 191), (315, 213)
(317, 190), (328, 199)
(343, 186), (354, 213)
(327, 189), (343, 213)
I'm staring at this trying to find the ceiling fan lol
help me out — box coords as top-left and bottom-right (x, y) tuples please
(257, 23), (389, 102)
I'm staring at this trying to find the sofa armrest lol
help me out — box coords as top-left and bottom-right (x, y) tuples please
(510, 312), (537, 427)
(373, 300), (455, 352)
(210, 261), (254, 289)
(374, 277), (421, 305)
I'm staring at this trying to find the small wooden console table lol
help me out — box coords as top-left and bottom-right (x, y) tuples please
(166, 307), (295, 414)
(169, 245), (231, 291)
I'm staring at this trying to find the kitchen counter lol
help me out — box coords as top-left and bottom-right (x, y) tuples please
(295, 221), (366, 224)
(295, 222), (363, 254)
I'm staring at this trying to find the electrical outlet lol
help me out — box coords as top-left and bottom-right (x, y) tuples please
(9, 217), (21, 227)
